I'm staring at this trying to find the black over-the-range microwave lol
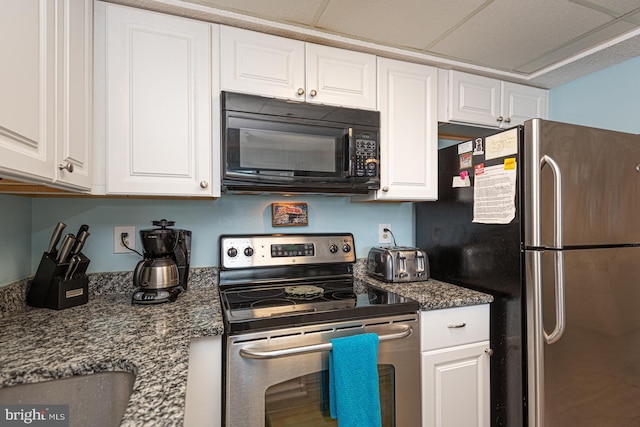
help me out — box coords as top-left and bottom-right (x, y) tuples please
(221, 91), (380, 194)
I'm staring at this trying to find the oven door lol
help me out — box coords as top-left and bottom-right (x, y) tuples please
(224, 314), (421, 427)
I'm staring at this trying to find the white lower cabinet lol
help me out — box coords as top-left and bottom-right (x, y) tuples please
(421, 305), (491, 427)
(184, 336), (221, 427)
(97, 2), (219, 197)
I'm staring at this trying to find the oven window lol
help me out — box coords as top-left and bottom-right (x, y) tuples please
(264, 365), (395, 426)
(239, 129), (337, 173)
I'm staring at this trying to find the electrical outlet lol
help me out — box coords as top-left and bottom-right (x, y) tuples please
(114, 226), (136, 254)
(378, 223), (392, 244)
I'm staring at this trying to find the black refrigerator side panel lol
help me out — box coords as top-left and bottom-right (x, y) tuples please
(415, 138), (525, 427)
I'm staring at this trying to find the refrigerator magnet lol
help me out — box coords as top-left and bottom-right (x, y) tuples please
(473, 138), (484, 155)
(504, 158), (516, 170)
(459, 152), (472, 169)
(475, 163), (485, 175)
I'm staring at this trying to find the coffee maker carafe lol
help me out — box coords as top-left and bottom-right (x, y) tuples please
(132, 219), (191, 304)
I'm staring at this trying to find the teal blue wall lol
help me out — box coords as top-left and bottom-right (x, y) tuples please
(4, 55), (640, 286)
(27, 195), (412, 280)
(550, 56), (640, 133)
(0, 194), (31, 284)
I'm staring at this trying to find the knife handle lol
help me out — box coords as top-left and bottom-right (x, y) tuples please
(70, 229), (90, 257)
(64, 255), (81, 281)
(47, 222), (67, 255)
(56, 234), (76, 264)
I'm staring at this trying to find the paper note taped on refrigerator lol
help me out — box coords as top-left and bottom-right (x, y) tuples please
(484, 127), (519, 160)
(473, 164), (517, 224)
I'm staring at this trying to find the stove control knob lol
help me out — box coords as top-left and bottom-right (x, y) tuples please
(244, 247), (254, 257)
(227, 247), (238, 258)
(329, 244), (338, 253)
(342, 244), (352, 253)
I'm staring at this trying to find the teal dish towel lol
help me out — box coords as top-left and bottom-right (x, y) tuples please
(329, 333), (382, 427)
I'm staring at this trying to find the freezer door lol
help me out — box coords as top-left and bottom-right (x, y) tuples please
(524, 119), (640, 247)
(526, 246), (640, 427)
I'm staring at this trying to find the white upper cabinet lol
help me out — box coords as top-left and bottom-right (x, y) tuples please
(220, 26), (376, 110)
(356, 57), (438, 201)
(305, 43), (376, 110)
(56, 0), (93, 190)
(101, 3), (219, 197)
(439, 70), (548, 128)
(0, 0), (92, 191)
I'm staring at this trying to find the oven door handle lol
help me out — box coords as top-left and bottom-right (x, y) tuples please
(239, 326), (413, 360)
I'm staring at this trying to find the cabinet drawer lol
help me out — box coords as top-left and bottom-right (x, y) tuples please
(420, 304), (489, 351)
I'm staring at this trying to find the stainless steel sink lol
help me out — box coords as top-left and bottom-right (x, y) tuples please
(0, 371), (135, 427)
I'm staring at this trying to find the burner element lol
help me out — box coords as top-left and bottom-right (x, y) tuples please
(285, 285), (324, 300)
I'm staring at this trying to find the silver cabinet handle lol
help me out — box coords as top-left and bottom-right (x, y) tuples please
(58, 162), (74, 173)
(309, 89), (317, 97)
(485, 348), (494, 356)
(447, 323), (466, 329)
(540, 155), (565, 344)
(382, 186), (389, 192)
(199, 181), (209, 189)
(297, 88), (305, 96)
(239, 326), (413, 360)
(496, 116), (504, 122)
(504, 117), (511, 123)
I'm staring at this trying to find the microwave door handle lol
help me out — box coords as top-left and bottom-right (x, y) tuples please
(344, 127), (355, 177)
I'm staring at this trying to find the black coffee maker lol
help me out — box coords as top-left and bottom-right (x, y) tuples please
(132, 219), (191, 304)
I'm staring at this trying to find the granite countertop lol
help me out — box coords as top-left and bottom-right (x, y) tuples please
(0, 268), (223, 427)
(353, 263), (494, 310)
(0, 263), (491, 426)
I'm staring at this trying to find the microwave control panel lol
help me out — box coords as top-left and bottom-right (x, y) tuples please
(354, 131), (378, 178)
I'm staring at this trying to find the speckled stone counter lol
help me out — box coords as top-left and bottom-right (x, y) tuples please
(0, 262), (491, 426)
(0, 267), (223, 427)
(353, 261), (494, 310)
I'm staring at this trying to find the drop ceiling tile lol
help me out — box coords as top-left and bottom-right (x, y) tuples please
(315, 0), (486, 50)
(516, 20), (637, 73)
(572, 0), (640, 16)
(430, 0), (614, 71)
(626, 9), (640, 24)
(185, 0), (327, 26)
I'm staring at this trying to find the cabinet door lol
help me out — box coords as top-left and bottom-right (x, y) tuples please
(422, 341), (491, 427)
(106, 4), (214, 196)
(361, 57), (437, 201)
(447, 71), (501, 127)
(0, 0), (56, 181)
(55, 0), (92, 190)
(220, 26), (305, 101)
(305, 44), (376, 109)
(501, 81), (548, 126)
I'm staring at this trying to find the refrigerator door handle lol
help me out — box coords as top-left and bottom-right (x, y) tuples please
(540, 155), (566, 344)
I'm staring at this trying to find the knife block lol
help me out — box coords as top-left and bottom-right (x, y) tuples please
(27, 252), (90, 310)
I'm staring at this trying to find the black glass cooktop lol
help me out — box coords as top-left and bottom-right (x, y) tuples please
(220, 278), (419, 333)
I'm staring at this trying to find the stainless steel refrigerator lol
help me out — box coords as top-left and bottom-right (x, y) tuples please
(415, 119), (640, 427)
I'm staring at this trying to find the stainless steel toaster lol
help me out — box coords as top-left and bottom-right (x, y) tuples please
(366, 246), (430, 283)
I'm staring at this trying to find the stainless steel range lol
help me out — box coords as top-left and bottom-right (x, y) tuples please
(219, 233), (421, 427)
